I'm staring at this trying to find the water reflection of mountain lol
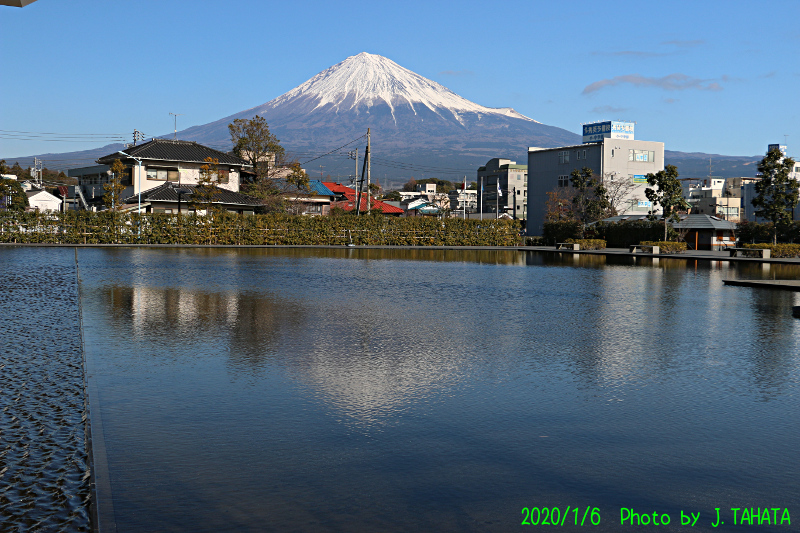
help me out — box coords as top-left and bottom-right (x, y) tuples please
(101, 283), (470, 426)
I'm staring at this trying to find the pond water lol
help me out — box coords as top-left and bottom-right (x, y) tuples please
(76, 248), (800, 532)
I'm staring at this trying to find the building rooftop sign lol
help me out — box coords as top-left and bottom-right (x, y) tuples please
(582, 121), (635, 144)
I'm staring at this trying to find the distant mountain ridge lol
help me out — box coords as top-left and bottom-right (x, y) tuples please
(3, 52), (762, 183)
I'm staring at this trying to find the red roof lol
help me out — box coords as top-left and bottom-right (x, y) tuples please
(322, 181), (356, 195)
(331, 193), (403, 214)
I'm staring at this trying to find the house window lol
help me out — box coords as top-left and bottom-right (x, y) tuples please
(558, 151), (570, 164)
(558, 175), (570, 187)
(146, 167), (179, 182)
(218, 169), (229, 184)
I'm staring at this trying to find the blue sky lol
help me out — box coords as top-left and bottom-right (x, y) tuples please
(1, 0), (798, 161)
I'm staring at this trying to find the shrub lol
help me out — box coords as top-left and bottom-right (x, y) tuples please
(737, 221), (800, 244)
(743, 243), (800, 258)
(0, 211), (523, 247)
(640, 241), (687, 254)
(542, 220), (583, 244)
(595, 220), (678, 247)
(565, 238), (606, 250)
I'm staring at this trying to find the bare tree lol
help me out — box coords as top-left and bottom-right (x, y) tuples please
(603, 172), (637, 217)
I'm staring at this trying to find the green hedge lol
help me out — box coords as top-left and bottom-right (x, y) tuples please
(0, 211), (522, 247)
(544, 219), (678, 247)
(640, 241), (687, 254)
(743, 243), (800, 258)
(565, 238), (606, 250)
(736, 221), (800, 244)
(542, 221), (582, 244)
(522, 236), (545, 246)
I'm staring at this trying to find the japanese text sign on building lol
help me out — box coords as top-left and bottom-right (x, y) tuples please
(582, 121), (635, 144)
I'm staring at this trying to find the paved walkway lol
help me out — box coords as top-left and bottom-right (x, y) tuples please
(518, 246), (800, 265)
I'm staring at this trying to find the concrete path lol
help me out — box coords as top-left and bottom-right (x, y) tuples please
(518, 246), (800, 265)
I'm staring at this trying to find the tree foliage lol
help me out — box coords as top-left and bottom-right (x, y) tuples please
(569, 167), (610, 223)
(544, 186), (576, 222)
(402, 178), (416, 192)
(382, 190), (402, 202)
(191, 157), (222, 214)
(229, 116), (285, 184)
(751, 147), (798, 244)
(103, 159), (127, 211)
(645, 164), (689, 241)
(0, 174), (29, 212)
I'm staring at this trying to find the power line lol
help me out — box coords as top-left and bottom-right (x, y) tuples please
(299, 134), (367, 165)
(0, 129), (129, 136)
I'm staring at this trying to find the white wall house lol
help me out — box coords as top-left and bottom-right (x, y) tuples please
(26, 188), (62, 212)
(69, 139), (253, 212)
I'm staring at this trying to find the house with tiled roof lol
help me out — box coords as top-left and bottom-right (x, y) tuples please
(68, 139), (254, 212)
(271, 179), (334, 215)
(331, 192), (403, 216)
(119, 182), (263, 215)
(322, 181), (403, 215)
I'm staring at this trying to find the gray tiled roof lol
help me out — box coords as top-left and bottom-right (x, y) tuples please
(122, 183), (263, 207)
(98, 139), (249, 167)
(673, 214), (736, 230)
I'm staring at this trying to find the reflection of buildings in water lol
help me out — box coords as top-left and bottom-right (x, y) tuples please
(130, 286), (240, 336)
(105, 285), (308, 372)
(591, 265), (669, 386)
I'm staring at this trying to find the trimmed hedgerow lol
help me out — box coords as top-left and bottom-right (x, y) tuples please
(743, 243), (800, 258)
(0, 211), (522, 247)
(640, 241), (687, 254)
(565, 238), (606, 250)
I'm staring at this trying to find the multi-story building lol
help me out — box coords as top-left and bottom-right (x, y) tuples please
(526, 121), (663, 235)
(741, 144), (800, 221)
(476, 158), (527, 220)
(684, 178), (742, 221)
(448, 188), (478, 214)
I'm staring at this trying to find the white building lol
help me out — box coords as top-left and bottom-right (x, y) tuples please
(25, 187), (63, 212)
(69, 139), (252, 212)
(526, 121), (664, 235)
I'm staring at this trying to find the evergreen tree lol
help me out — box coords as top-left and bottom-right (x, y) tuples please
(645, 165), (689, 242)
(103, 159), (127, 211)
(229, 116), (285, 186)
(751, 147), (798, 244)
(191, 157), (222, 214)
(569, 166), (610, 223)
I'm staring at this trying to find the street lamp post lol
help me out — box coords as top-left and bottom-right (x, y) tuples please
(118, 151), (143, 216)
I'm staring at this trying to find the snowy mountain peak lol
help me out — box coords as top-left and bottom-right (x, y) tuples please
(263, 53), (537, 123)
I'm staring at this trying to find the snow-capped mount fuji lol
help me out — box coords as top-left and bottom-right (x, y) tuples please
(264, 52), (537, 125)
(175, 52), (580, 180)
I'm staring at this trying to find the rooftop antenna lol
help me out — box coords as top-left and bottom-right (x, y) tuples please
(169, 113), (183, 140)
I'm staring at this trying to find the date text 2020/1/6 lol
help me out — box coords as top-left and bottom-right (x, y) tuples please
(521, 507), (601, 526)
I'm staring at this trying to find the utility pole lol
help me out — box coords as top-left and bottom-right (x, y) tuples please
(366, 128), (371, 214)
(132, 129), (143, 146)
(479, 176), (483, 220)
(169, 113), (183, 140)
(319, 165), (325, 179)
(349, 149), (358, 187)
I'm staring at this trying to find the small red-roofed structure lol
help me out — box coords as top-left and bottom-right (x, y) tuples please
(331, 192), (403, 216)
